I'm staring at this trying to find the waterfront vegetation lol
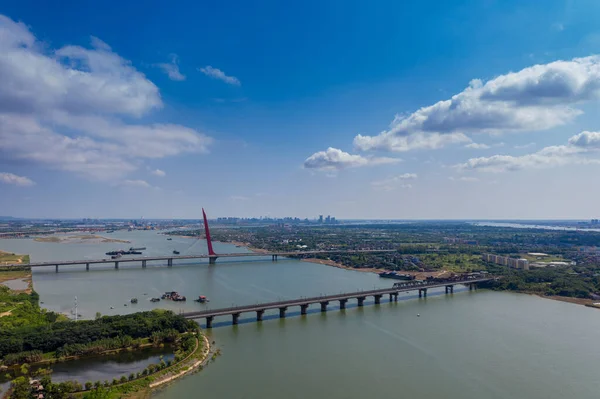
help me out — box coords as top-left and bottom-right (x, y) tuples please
(0, 310), (198, 361)
(6, 334), (209, 399)
(199, 223), (600, 300)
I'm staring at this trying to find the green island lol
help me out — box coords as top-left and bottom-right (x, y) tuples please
(0, 262), (212, 399)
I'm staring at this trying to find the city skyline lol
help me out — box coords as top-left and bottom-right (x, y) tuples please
(2, 1), (600, 219)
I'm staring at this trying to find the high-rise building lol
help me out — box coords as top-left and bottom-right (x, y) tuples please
(318, 215), (323, 223)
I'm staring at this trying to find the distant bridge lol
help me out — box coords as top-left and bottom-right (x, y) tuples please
(0, 250), (397, 272)
(182, 277), (494, 327)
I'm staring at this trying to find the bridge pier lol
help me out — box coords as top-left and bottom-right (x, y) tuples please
(206, 316), (213, 329)
(167, 258), (173, 267)
(445, 285), (454, 294)
(419, 288), (427, 298)
(209, 256), (218, 265)
(389, 292), (398, 302)
(374, 294), (382, 305)
(279, 307), (287, 318)
(86, 263), (90, 271)
(142, 260), (146, 268)
(320, 301), (329, 312)
(339, 298), (348, 309)
(256, 309), (265, 322)
(232, 313), (240, 325)
(300, 304), (309, 315)
(55, 265), (58, 273)
(114, 262), (119, 269)
(357, 296), (366, 307)
(272, 255), (278, 262)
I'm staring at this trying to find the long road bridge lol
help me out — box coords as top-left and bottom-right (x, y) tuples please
(182, 277), (494, 328)
(0, 249), (397, 271)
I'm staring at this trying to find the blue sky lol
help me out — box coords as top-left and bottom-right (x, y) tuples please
(2, 0), (600, 219)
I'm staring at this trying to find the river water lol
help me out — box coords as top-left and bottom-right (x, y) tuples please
(1, 231), (599, 399)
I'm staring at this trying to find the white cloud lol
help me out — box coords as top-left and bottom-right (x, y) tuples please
(0, 172), (35, 186)
(151, 169), (166, 177)
(0, 14), (212, 181)
(568, 131), (600, 148)
(303, 147), (400, 171)
(372, 173), (417, 191)
(449, 176), (479, 182)
(156, 54), (185, 81)
(120, 179), (152, 188)
(456, 131), (600, 173)
(354, 56), (600, 152)
(198, 65), (240, 86)
(355, 132), (470, 152)
(465, 142), (491, 149)
(514, 142), (536, 149)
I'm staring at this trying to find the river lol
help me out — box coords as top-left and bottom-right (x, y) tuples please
(1, 231), (599, 399)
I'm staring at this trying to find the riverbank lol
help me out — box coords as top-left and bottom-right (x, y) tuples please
(34, 234), (130, 244)
(226, 240), (270, 254)
(300, 258), (447, 280)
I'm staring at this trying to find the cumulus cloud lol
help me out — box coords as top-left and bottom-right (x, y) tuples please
(568, 131), (600, 148)
(372, 173), (417, 191)
(303, 147), (400, 171)
(456, 131), (600, 173)
(0, 14), (212, 180)
(198, 65), (240, 86)
(151, 169), (166, 177)
(354, 56), (600, 152)
(156, 54), (185, 81)
(0, 172), (35, 186)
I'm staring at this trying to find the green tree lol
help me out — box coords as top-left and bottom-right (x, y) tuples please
(9, 376), (30, 399)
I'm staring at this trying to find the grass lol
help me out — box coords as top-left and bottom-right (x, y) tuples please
(0, 251), (30, 265)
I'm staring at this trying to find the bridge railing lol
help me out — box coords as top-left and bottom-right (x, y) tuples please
(183, 277), (493, 316)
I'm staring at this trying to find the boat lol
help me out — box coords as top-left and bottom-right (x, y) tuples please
(150, 297), (160, 302)
(194, 295), (209, 303)
(173, 250), (180, 255)
(378, 271), (415, 281)
(106, 250), (124, 256)
(161, 291), (186, 301)
(167, 238), (172, 241)
(111, 254), (122, 259)
(129, 247), (146, 251)
(130, 298), (138, 304)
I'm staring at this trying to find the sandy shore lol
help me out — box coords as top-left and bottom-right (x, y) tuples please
(34, 234), (130, 244)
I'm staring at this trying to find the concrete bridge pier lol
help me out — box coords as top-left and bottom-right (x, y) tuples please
(272, 255), (278, 261)
(209, 256), (218, 265)
(445, 285), (454, 294)
(256, 309), (265, 322)
(339, 298), (348, 309)
(114, 262), (119, 269)
(374, 294), (383, 305)
(469, 283), (473, 290)
(389, 292), (398, 302)
(279, 307), (287, 318)
(55, 265), (58, 273)
(206, 316), (214, 329)
(419, 288), (427, 298)
(357, 296), (366, 307)
(167, 258), (173, 267)
(320, 301), (329, 312)
(142, 260), (146, 268)
(86, 263), (90, 271)
(232, 313), (240, 325)
(300, 304), (309, 315)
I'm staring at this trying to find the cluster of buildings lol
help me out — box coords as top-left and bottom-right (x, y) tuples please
(482, 253), (529, 270)
(318, 215), (337, 224)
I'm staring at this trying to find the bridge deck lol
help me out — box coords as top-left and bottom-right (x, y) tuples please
(182, 278), (492, 319)
(1, 249), (396, 268)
